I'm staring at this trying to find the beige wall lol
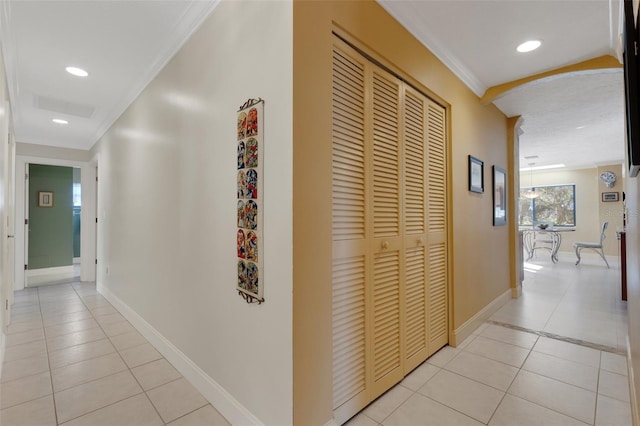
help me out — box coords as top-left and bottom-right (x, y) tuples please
(293, 1), (510, 423)
(91, 2), (293, 424)
(520, 166), (623, 257)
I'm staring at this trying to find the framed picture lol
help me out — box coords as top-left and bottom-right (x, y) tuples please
(469, 155), (484, 193)
(38, 191), (54, 208)
(493, 166), (507, 226)
(602, 191), (619, 202)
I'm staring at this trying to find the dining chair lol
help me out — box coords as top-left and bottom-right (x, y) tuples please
(573, 221), (609, 268)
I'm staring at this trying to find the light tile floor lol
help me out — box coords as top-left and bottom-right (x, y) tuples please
(2, 256), (632, 426)
(348, 257), (632, 426)
(1, 281), (230, 426)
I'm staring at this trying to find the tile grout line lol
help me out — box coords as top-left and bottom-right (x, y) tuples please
(476, 331), (600, 426)
(37, 284), (61, 426)
(487, 320), (626, 355)
(61, 281), (158, 425)
(69, 281), (180, 425)
(484, 334), (541, 425)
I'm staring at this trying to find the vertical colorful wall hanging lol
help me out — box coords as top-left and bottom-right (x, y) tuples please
(236, 98), (265, 304)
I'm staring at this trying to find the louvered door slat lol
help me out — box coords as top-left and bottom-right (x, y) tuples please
(405, 246), (426, 358)
(332, 256), (366, 409)
(427, 103), (447, 234)
(372, 250), (401, 381)
(372, 70), (400, 239)
(428, 243), (448, 351)
(404, 91), (426, 235)
(333, 46), (366, 243)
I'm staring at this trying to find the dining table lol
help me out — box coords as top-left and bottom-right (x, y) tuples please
(520, 226), (576, 263)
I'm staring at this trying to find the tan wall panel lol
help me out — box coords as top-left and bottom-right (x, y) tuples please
(293, 1), (509, 424)
(293, 2), (334, 425)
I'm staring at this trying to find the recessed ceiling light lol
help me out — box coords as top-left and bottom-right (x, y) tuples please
(52, 118), (68, 125)
(576, 125), (587, 130)
(520, 164), (565, 172)
(516, 40), (542, 53)
(65, 66), (88, 77)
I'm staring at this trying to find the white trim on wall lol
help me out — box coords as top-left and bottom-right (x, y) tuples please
(0, 331), (5, 379)
(97, 283), (263, 426)
(26, 265), (74, 277)
(452, 289), (512, 346)
(15, 154), (96, 290)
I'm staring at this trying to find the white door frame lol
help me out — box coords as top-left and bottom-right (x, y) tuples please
(15, 156), (97, 290)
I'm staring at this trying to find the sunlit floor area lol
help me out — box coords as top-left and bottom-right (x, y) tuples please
(492, 253), (627, 351)
(0, 281), (230, 426)
(345, 253), (631, 426)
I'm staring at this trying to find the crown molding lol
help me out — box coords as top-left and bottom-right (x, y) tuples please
(0, 0), (20, 129)
(90, 0), (221, 150)
(377, 0), (487, 97)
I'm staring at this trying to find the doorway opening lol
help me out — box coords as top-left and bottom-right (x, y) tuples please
(25, 164), (81, 287)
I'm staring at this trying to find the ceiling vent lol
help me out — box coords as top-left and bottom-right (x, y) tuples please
(33, 94), (95, 118)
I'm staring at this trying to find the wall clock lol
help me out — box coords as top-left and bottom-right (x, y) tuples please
(599, 171), (617, 188)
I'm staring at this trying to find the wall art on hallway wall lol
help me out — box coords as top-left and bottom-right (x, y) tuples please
(236, 98), (264, 304)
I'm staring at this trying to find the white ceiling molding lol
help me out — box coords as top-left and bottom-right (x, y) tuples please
(0, 0), (20, 127)
(90, 0), (221, 149)
(610, 0), (624, 62)
(377, 0), (487, 97)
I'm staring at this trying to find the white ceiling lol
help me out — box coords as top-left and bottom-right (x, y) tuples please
(379, 0), (626, 170)
(0, 0), (628, 170)
(0, 0), (218, 150)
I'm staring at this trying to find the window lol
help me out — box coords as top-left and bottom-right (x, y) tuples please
(73, 183), (81, 207)
(519, 184), (575, 226)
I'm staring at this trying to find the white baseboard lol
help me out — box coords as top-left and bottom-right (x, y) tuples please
(512, 284), (522, 298)
(97, 283), (263, 426)
(27, 265), (74, 277)
(0, 331), (5, 380)
(627, 335), (639, 426)
(452, 289), (511, 347)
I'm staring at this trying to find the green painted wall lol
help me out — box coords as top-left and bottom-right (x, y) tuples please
(28, 164), (73, 269)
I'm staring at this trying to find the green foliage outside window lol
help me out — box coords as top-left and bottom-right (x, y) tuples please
(519, 184), (576, 226)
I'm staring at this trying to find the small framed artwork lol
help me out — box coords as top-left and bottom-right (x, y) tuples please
(469, 155), (484, 193)
(38, 191), (54, 208)
(602, 191), (619, 202)
(493, 166), (507, 226)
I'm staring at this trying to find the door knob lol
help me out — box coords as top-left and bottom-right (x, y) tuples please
(381, 241), (389, 250)
(417, 237), (424, 246)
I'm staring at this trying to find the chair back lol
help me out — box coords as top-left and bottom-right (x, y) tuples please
(599, 221), (608, 245)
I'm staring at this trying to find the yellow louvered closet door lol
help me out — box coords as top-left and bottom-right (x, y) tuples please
(331, 41), (370, 422)
(368, 66), (405, 399)
(402, 86), (429, 372)
(331, 36), (448, 425)
(426, 100), (448, 356)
